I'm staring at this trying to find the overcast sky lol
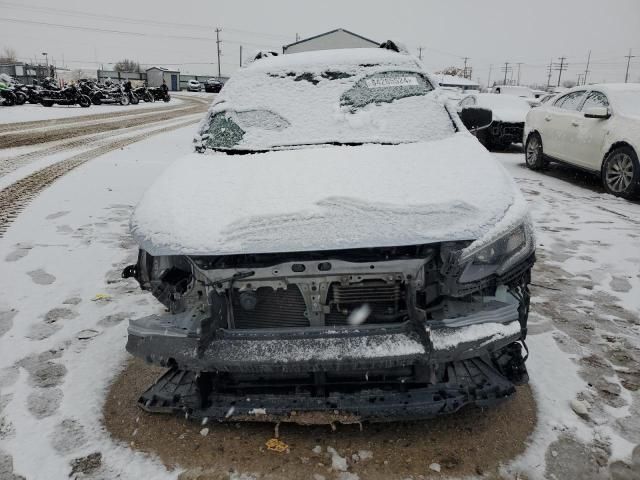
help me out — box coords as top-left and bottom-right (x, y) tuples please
(1, 0), (639, 86)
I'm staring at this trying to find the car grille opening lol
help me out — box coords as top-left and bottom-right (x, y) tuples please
(232, 286), (309, 329)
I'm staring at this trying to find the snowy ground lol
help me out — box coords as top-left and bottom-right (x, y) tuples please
(0, 97), (185, 124)
(0, 128), (639, 479)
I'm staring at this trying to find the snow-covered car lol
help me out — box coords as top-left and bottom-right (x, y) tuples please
(187, 79), (202, 92)
(524, 84), (640, 199)
(123, 47), (536, 424)
(458, 93), (531, 150)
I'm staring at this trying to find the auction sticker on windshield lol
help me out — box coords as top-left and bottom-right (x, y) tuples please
(365, 76), (420, 88)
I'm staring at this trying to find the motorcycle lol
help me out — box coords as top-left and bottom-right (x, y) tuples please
(91, 84), (131, 106)
(149, 87), (171, 102)
(134, 85), (155, 103)
(17, 84), (43, 104)
(40, 84), (91, 108)
(0, 74), (18, 106)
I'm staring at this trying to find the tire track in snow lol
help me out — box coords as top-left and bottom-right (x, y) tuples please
(0, 117), (200, 237)
(0, 94), (211, 134)
(0, 113), (204, 179)
(0, 98), (208, 149)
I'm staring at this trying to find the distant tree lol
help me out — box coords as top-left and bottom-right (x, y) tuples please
(0, 47), (17, 63)
(436, 66), (465, 77)
(114, 59), (140, 72)
(562, 79), (577, 88)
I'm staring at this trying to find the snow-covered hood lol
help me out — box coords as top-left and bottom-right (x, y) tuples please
(475, 95), (531, 123)
(131, 134), (528, 256)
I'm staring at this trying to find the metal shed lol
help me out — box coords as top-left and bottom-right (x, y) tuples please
(283, 28), (379, 54)
(146, 67), (180, 91)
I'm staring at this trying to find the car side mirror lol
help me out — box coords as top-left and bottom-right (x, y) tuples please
(584, 106), (610, 119)
(459, 107), (492, 132)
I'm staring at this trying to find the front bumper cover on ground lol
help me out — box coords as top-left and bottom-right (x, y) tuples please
(138, 356), (520, 424)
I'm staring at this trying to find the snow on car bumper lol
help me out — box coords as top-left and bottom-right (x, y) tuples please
(126, 304), (523, 373)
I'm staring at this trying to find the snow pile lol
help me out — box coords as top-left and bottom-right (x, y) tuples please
(131, 136), (524, 256)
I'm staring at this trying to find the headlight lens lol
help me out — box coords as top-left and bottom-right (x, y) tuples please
(458, 223), (533, 283)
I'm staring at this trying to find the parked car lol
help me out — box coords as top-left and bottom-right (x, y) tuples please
(187, 79), (202, 92)
(524, 84), (640, 199)
(458, 93), (531, 150)
(204, 78), (224, 93)
(123, 47), (535, 424)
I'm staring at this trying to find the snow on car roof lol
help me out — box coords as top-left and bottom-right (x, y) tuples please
(243, 48), (423, 72)
(195, 48), (450, 151)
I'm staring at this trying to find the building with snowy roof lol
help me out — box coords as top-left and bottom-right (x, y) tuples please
(282, 28), (379, 54)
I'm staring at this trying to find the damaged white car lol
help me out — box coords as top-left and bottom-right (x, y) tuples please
(123, 45), (536, 424)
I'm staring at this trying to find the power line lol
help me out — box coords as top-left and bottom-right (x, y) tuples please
(552, 57), (568, 86)
(500, 62), (511, 85)
(583, 50), (591, 85)
(0, 1), (292, 41)
(624, 48), (636, 83)
(0, 17), (279, 49)
(516, 62), (523, 85)
(215, 27), (222, 78)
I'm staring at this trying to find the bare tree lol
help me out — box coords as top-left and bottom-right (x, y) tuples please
(114, 59), (140, 73)
(435, 66), (465, 77)
(0, 47), (18, 63)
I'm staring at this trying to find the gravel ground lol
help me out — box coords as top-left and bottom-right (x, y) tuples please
(104, 358), (536, 480)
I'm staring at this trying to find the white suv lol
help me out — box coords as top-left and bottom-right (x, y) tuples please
(524, 84), (640, 199)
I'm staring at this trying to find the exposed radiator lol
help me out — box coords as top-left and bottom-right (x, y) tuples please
(232, 286), (309, 329)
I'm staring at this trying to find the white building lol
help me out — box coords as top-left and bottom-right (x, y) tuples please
(283, 28), (379, 54)
(146, 67), (181, 91)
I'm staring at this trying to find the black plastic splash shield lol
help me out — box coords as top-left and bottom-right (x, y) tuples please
(137, 357), (518, 424)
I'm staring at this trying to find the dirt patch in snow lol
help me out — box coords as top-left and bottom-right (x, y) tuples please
(104, 358), (536, 479)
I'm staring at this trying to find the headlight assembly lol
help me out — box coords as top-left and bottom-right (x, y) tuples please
(458, 222), (534, 283)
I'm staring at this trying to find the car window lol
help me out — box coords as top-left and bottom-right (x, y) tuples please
(553, 91), (586, 110)
(581, 91), (609, 110)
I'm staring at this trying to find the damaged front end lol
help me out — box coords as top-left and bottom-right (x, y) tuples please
(123, 225), (535, 424)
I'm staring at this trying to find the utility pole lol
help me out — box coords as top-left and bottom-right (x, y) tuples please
(295, 33), (300, 42)
(417, 46), (423, 61)
(546, 59), (553, 89)
(501, 62), (511, 85)
(577, 73), (584, 86)
(624, 48), (636, 83)
(487, 64), (492, 88)
(583, 50), (591, 85)
(516, 62), (523, 85)
(553, 56), (568, 87)
(462, 57), (470, 79)
(239, 45), (243, 67)
(215, 27), (222, 78)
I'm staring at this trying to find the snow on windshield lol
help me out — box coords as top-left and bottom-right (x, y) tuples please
(196, 49), (455, 151)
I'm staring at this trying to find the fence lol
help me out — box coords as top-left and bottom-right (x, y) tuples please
(0, 63), (53, 85)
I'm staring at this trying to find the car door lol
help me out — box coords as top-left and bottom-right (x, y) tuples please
(543, 90), (587, 163)
(573, 91), (611, 170)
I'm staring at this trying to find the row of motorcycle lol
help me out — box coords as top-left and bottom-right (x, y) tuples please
(0, 77), (171, 108)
